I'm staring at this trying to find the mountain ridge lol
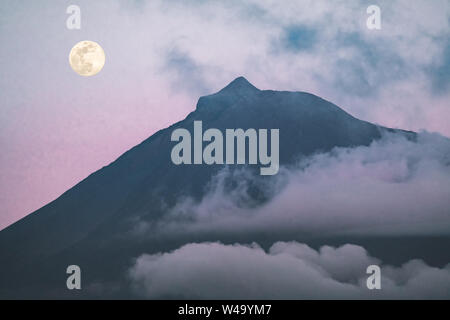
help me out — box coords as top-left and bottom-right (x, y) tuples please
(0, 77), (417, 298)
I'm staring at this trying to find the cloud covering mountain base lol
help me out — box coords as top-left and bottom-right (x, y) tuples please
(145, 131), (450, 239)
(129, 241), (450, 299)
(126, 131), (450, 299)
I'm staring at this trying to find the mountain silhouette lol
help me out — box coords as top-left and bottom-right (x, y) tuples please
(0, 77), (417, 298)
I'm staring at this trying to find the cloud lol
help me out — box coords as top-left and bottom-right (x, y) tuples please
(145, 131), (450, 238)
(429, 41), (450, 94)
(278, 25), (317, 52)
(163, 48), (212, 97)
(115, 0), (450, 136)
(113, 0), (450, 135)
(128, 241), (450, 299)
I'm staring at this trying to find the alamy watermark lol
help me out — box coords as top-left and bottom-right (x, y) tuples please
(170, 121), (279, 175)
(366, 265), (381, 290)
(66, 265), (81, 290)
(367, 5), (381, 30)
(66, 5), (81, 30)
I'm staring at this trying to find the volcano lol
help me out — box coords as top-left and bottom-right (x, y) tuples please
(0, 77), (436, 299)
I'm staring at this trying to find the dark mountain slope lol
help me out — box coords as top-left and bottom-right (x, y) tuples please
(0, 77), (416, 298)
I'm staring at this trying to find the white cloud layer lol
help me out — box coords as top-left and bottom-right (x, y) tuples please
(129, 241), (450, 299)
(147, 132), (450, 238)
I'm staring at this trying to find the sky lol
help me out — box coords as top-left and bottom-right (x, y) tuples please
(0, 0), (449, 230)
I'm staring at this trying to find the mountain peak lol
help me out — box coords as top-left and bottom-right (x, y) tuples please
(0, 75), (416, 299)
(218, 76), (259, 94)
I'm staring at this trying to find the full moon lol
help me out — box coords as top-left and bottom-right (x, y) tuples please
(69, 40), (105, 76)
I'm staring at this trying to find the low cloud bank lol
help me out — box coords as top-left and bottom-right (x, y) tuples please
(128, 241), (450, 299)
(150, 132), (450, 237)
